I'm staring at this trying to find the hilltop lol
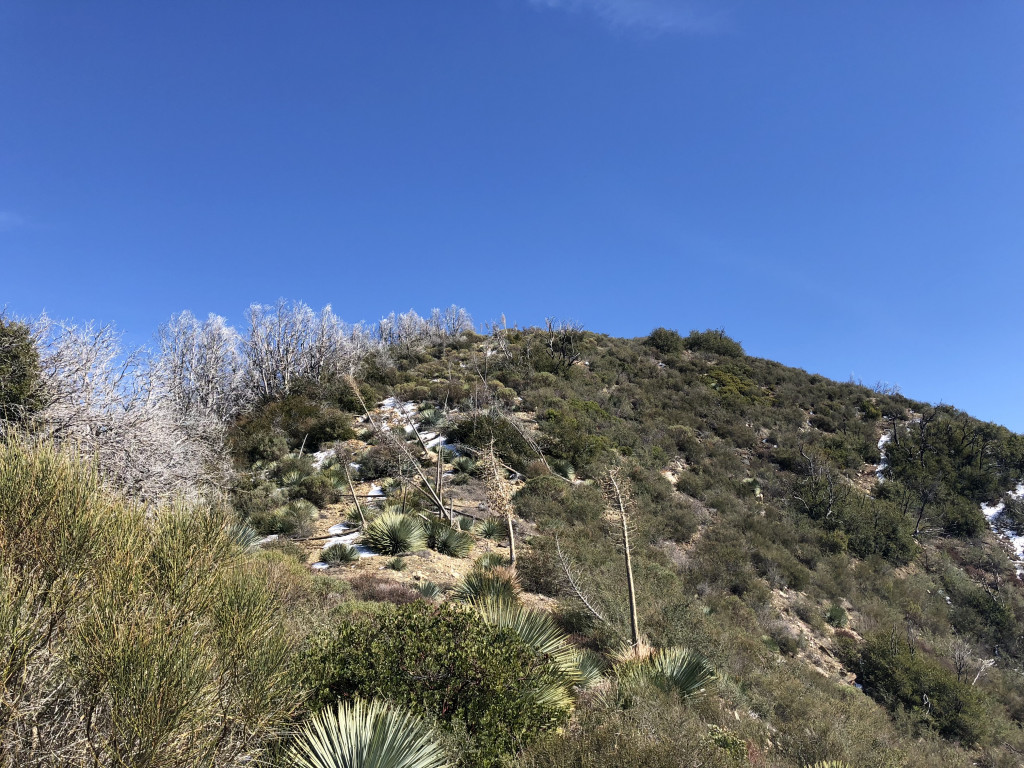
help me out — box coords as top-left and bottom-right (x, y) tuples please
(3, 305), (1024, 767)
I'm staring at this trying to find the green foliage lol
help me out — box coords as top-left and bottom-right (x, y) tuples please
(644, 327), (685, 355)
(852, 630), (987, 744)
(0, 439), (302, 765)
(538, 400), (613, 469)
(683, 329), (745, 357)
(229, 392), (355, 465)
(474, 552), (509, 570)
(362, 512), (428, 555)
(286, 698), (449, 768)
(469, 596), (587, 690)
(445, 412), (536, 470)
(0, 318), (43, 424)
(248, 498), (318, 537)
(516, 682), (736, 768)
(386, 556), (408, 571)
(477, 517), (503, 539)
(415, 580), (443, 599)
(298, 602), (572, 767)
(825, 603), (849, 628)
(513, 476), (606, 527)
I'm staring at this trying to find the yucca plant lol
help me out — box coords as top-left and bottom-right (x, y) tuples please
(418, 408), (441, 427)
(451, 456), (476, 476)
(476, 518), (503, 539)
(386, 557), (407, 572)
(224, 520), (262, 552)
(615, 645), (716, 702)
(549, 459), (576, 481)
(450, 566), (521, 604)
(322, 543), (360, 565)
(423, 519), (472, 559)
(286, 698), (449, 768)
(473, 552), (508, 571)
(469, 596), (584, 686)
(361, 512), (427, 556)
(414, 580), (442, 600)
(456, 516), (476, 531)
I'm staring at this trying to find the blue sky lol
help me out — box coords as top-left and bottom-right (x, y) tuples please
(2, 1), (1022, 429)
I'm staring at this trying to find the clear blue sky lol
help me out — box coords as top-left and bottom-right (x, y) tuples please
(2, 2), (1022, 430)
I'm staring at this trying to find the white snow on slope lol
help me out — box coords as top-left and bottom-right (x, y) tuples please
(981, 483), (1024, 576)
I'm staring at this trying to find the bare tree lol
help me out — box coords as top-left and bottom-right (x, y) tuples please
(243, 301), (373, 400)
(543, 317), (585, 371)
(30, 316), (224, 500)
(155, 311), (246, 421)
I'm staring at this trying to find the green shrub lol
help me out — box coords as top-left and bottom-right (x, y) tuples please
(0, 440), (302, 766)
(298, 601), (572, 767)
(825, 603), (848, 628)
(683, 329), (744, 357)
(644, 327), (685, 355)
(616, 646), (717, 702)
(248, 499), (318, 537)
(415, 580), (443, 599)
(446, 413), (536, 470)
(262, 538), (307, 563)
(854, 630), (987, 744)
(387, 556), (408, 571)
(0, 318), (43, 424)
(475, 552), (510, 571)
(477, 517), (504, 539)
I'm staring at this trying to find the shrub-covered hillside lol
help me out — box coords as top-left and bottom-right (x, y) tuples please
(4, 305), (1024, 767)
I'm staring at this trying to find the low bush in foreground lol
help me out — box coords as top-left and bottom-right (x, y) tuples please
(297, 601), (572, 767)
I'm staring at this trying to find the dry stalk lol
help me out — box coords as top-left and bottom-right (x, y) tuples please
(480, 443), (516, 566)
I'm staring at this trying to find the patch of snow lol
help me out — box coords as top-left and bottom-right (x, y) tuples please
(981, 482), (1024, 576)
(349, 462), (361, 471)
(311, 448), (336, 469)
(321, 531), (377, 558)
(257, 534), (279, 546)
(368, 484), (385, 497)
(311, 562), (330, 570)
(876, 432), (892, 480)
(328, 522), (353, 535)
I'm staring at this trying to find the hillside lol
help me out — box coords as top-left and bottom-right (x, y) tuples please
(4, 307), (1024, 767)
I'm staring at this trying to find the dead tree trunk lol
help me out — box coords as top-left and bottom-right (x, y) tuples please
(606, 468), (640, 648)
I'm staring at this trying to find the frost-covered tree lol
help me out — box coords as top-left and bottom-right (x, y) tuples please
(243, 301), (372, 400)
(155, 311), (246, 421)
(30, 316), (224, 499)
